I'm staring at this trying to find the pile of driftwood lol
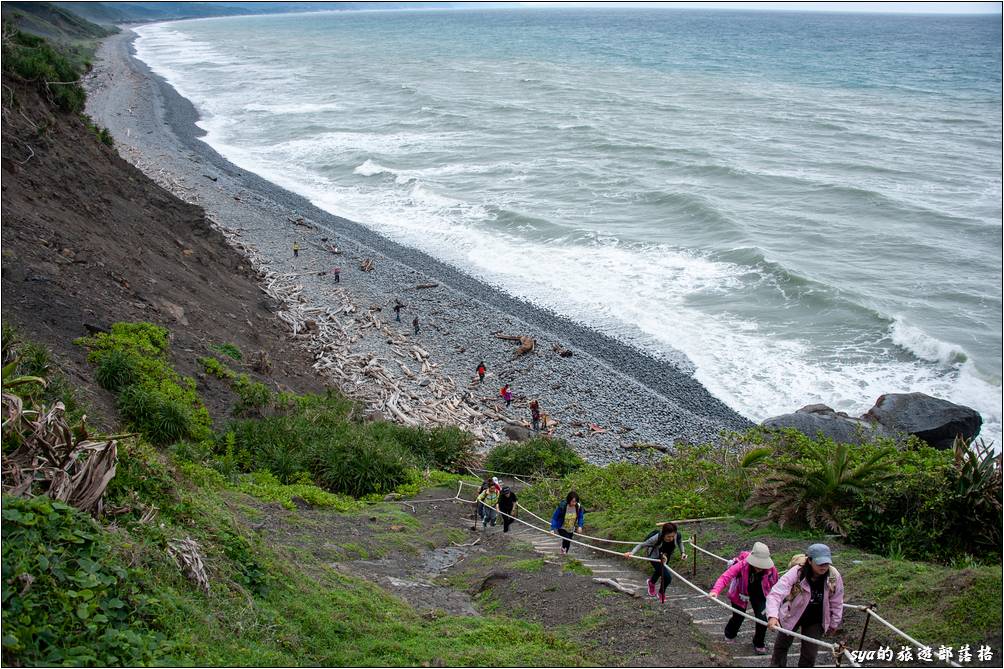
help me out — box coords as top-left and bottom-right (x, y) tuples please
(215, 225), (503, 442)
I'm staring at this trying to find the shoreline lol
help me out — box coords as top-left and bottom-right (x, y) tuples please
(83, 28), (753, 464)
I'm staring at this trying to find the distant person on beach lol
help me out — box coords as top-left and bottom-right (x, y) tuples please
(476, 361), (486, 383)
(500, 384), (513, 408)
(709, 542), (778, 655)
(766, 544), (844, 668)
(529, 399), (541, 432)
(333, 267), (341, 283)
(412, 315), (420, 335)
(292, 241), (300, 258)
(393, 300), (404, 322)
(498, 486), (518, 533)
(624, 522), (687, 604)
(549, 491), (584, 555)
(476, 479), (501, 529)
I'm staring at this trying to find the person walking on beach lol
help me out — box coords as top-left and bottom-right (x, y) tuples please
(333, 266), (341, 283)
(766, 544), (844, 668)
(709, 542), (778, 655)
(529, 399), (541, 432)
(624, 522), (687, 604)
(500, 384), (513, 409)
(549, 491), (584, 555)
(476, 361), (486, 383)
(498, 486), (518, 533)
(476, 479), (502, 529)
(292, 241), (300, 258)
(393, 300), (404, 322)
(412, 315), (420, 335)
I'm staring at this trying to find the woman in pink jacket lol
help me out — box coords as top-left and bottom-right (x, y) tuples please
(709, 542), (778, 655)
(766, 544), (844, 668)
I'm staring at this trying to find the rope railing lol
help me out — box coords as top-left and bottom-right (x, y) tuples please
(685, 539), (962, 668)
(452, 490), (859, 667)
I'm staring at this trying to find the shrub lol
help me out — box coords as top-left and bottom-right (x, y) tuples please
(232, 374), (271, 415)
(485, 438), (585, 478)
(314, 434), (415, 497)
(76, 322), (211, 445)
(117, 384), (194, 446)
(1, 29), (86, 112)
(198, 356), (233, 380)
(1, 496), (170, 665)
(365, 423), (476, 471)
(746, 440), (895, 535)
(210, 343), (242, 361)
(95, 348), (140, 393)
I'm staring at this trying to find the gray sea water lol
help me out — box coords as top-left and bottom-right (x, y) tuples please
(134, 7), (1003, 444)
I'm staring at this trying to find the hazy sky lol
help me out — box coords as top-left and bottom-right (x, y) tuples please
(519, 2), (1002, 14)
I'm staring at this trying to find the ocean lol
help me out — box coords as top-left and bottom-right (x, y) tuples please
(132, 7), (1003, 445)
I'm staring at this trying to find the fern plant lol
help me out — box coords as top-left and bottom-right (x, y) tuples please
(746, 441), (895, 535)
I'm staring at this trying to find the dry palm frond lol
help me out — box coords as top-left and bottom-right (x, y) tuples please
(2, 394), (119, 516)
(167, 538), (210, 594)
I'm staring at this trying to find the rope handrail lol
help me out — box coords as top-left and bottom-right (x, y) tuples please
(454, 492), (858, 667)
(685, 540), (962, 668)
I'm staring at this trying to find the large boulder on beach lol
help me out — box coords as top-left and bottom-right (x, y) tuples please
(761, 404), (891, 444)
(503, 423), (533, 442)
(863, 392), (982, 449)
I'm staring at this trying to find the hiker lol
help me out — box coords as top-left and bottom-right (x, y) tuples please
(474, 477), (491, 528)
(709, 542), (779, 655)
(412, 315), (420, 335)
(766, 543), (844, 668)
(476, 478), (502, 529)
(292, 241), (300, 258)
(476, 361), (486, 383)
(393, 300), (404, 322)
(498, 485), (518, 533)
(500, 384), (513, 408)
(623, 522), (687, 604)
(529, 399), (541, 432)
(333, 266), (341, 283)
(549, 491), (584, 555)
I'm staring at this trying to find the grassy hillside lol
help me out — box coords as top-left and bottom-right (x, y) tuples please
(2, 2), (115, 72)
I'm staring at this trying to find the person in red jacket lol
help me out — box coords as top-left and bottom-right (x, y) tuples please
(709, 542), (778, 655)
(476, 361), (486, 383)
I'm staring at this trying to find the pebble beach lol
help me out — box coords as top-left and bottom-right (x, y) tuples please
(83, 29), (754, 465)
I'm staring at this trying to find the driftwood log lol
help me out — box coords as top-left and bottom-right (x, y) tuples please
(360, 258), (375, 272)
(552, 343), (573, 357)
(416, 283), (439, 289)
(494, 333), (536, 356)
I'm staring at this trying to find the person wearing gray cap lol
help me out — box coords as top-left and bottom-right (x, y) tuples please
(765, 543), (844, 667)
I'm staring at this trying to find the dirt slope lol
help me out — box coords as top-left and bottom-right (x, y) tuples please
(1, 73), (325, 427)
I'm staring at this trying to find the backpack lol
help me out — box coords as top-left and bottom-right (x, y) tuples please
(785, 554), (840, 602)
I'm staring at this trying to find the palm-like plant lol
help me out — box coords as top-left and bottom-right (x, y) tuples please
(746, 442), (895, 536)
(951, 437), (1002, 553)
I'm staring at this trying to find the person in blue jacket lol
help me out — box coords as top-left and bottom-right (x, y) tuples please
(549, 491), (584, 555)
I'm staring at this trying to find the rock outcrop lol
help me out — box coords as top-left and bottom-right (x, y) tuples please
(762, 394), (982, 449)
(762, 404), (891, 445)
(863, 392), (982, 449)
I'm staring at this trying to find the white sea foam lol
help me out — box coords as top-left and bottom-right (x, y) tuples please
(132, 12), (1003, 449)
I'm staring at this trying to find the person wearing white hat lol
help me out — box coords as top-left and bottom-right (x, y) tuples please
(709, 542), (779, 654)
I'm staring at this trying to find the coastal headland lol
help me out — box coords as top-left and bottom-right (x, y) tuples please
(82, 28), (754, 463)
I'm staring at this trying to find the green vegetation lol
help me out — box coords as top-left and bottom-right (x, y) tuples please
(77, 323), (212, 445)
(210, 343), (242, 361)
(484, 437), (584, 478)
(2, 328), (603, 666)
(1, 496), (170, 665)
(510, 558), (547, 573)
(562, 559), (592, 576)
(1, 26), (85, 112)
(746, 441), (895, 535)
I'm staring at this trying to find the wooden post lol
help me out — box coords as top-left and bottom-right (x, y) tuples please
(857, 606), (874, 651)
(692, 532), (698, 578)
